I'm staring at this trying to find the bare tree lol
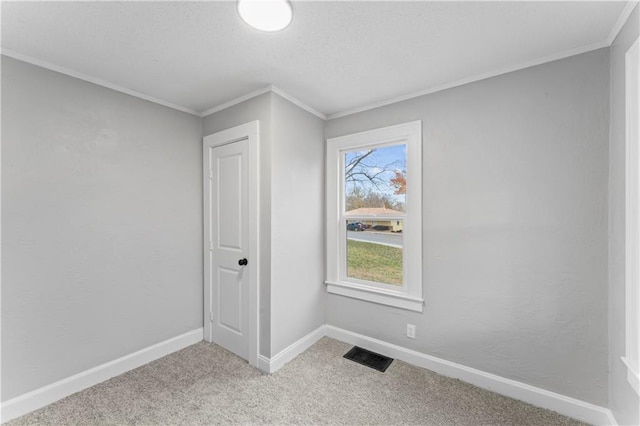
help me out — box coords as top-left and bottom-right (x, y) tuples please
(344, 149), (401, 191)
(344, 148), (406, 213)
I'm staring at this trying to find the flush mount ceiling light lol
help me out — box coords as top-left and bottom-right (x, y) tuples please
(237, 0), (293, 32)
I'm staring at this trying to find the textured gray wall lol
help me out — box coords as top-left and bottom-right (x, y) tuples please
(270, 93), (325, 356)
(609, 5), (640, 425)
(1, 57), (203, 401)
(325, 48), (610, 405)
(202, 93), (273, 357)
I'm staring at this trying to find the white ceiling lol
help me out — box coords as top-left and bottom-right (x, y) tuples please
(1, 1), (631, 118)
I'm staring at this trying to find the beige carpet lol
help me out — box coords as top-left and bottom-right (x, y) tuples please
(9, 337), (586, 425)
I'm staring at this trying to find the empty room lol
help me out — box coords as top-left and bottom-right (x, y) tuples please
(1, 1), (639, 425)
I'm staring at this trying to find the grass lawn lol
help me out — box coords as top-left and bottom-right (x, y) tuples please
(346, 239), (402, 285)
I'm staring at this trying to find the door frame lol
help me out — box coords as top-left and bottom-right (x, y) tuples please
(203, 120), (260, 368)
(623, 37), (640, 396)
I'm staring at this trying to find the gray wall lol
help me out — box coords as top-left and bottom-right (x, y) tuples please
(325, 48), (610, 405)
(270, 94), (325, 356)
(203, 93), (273, 357)
(1, 57), (203, 400)
(609, 5), (640, 425)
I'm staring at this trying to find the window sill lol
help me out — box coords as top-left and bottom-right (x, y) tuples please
(621, 357), (640, 396)
(325, 280), (424, 312)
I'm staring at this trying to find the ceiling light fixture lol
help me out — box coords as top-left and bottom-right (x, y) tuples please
(237, 0), (293, 32)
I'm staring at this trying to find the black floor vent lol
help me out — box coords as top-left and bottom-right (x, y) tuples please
(343, 346), (393, 372)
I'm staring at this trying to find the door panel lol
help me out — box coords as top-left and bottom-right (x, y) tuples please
(218, 266), (243, 333)
(217, 152), (243, 250)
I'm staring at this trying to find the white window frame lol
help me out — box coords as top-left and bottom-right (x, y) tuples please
(622, 37), (640, 397)
(326, 121), (423, 312)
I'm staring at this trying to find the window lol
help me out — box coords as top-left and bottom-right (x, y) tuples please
(326, 121), (423, 312)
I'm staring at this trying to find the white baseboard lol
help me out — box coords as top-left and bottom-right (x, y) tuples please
(325, 325), (614, 426)
(257, 355), (271, 373)
(258, 325), (326, 374)
(1, 325), (617, 425)
(0, 328), (203, 423)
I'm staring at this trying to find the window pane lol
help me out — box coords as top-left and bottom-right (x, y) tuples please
(344, 144), (406, 215)
(346, 219), (403, 286)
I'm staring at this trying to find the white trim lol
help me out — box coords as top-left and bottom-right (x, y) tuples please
(0, 328), (203, 424)
(257, 355), (271, 373)
(607, 2), (639, 46)
(621, 357), (640, 396)
(624, 37), (640, 397)
(326, 281), (423, 312)
(0, 42), (3, 417)
(326, 121), (423, 312)
(200, 87), (272, 118)
(325, 325), (614, 426)
(0, 49), (201, 117)
(327, 40), (609, 120)
(257, 325), (326, 374)
(0, 50), (325, 120)
(203, 121), (260, 369)
(201, 85), (327, 120)
(0, 325), (617, 425)
(270, 85), (327, 120)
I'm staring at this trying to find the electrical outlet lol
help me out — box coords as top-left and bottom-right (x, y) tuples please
(406, 324), (416, 339)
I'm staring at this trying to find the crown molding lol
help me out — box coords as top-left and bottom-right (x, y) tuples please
(199, 86), (273, 118)
(6, 0), (634, 124)
(270, 85), (327, 119)
(607, 1), (639, 45)
(327, 39), (610, 120)
(201, 85), (327, 120)
(1, 48), (325, 120)
(327, 3), (636, 120)
(1, 49), (201, 117)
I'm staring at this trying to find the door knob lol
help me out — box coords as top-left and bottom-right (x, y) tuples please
(238, 258), (248, 266)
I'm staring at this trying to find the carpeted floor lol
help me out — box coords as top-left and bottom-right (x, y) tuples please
(9, 337), (587, 425)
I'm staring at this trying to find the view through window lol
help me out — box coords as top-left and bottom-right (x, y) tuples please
(343, 144), (406, 286)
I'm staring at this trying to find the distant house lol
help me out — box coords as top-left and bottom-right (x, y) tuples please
(345, 206), (404, 232)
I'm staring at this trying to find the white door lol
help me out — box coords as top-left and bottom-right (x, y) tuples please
(204, 136), (250, 360)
